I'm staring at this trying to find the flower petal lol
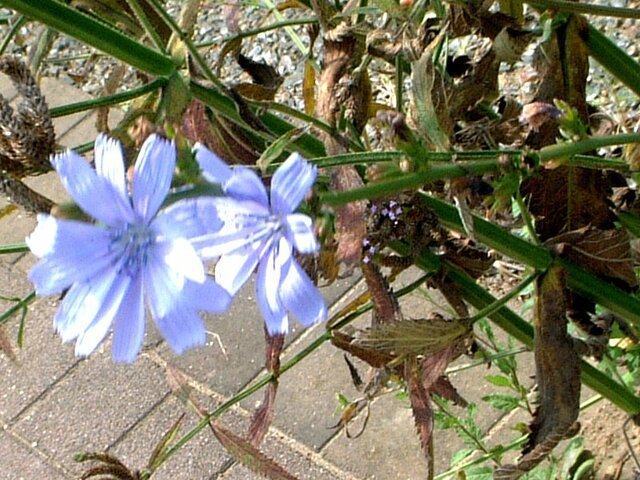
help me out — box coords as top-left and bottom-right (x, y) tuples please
(153, 197), (223, 241)
(132, 134), (175, 221)
(280, 256), (327, 328)
(182, 277), (233, 313)
(111, 274), (145, 362)
(159, 237), (206, 284)
(284, 213), (318, 254)
(53, 267), (121, 343)
(256, 238), (290, 334)
(195, 143), (233, 184)
(225, 167), (269, 206)
(194, 223), (272, 259)
(143, 252), (185, 319)
(94, 133), (127, 199)
(270, 153), (316, 214)
(74, 272), (132, 357)
(215, 242), (265, 295)
(155, 309), (206, 355)
(27, 216), (116, 295)
(53, 149), (134, 226)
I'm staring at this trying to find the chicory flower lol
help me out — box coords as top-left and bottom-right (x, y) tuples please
(193, 145), (327, 335)
(27, 134), (231, 362)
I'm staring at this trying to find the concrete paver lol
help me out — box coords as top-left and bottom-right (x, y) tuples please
(0, 73), (532, 480)
(0, 429), (68, 480)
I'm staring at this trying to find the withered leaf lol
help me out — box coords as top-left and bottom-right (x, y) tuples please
(333, 168), (367, 270)
(210, 421), (299, 480)
(361, 261), (402, 325)
(330, 330), (394, 368)
(147, 414), (185, 473)
(545, 226), (637, 290)
(505, 266), (580, 479)
(248, 383), (277, 447)
(247, 331), (285, 446)
(405, 357), (434, 468)
(0, 325), (17, 363)
(354, 315), (472, 357)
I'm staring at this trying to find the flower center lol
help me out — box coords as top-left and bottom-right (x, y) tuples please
(110, 222), (154, 277)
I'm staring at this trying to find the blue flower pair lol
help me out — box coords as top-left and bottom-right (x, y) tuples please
(26, 134), (326, 362)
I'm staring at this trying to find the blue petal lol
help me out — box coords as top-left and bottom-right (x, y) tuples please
(284, 213), (318, 254)
(53, 150), (134, 226)
(94, 134), (127, 199)
(280, 256), (327, 328)
(153, 197), (223, 241)
(255, 238), (290, 334)
(215, 237), (273, 295)
(27, 216), (116, 295)
(195, 143), (233, 184)
(225, 167), (269, 206)
(270, 153), (316, 214)
(194, 223), (272, 259)
(74, 272), (132, 357)
(53, 267), (121, 343)
(159, 237), (206, 284)
(155, 309), (206, 355)
(143, 251), (185, 319)
(111, 273), (145, 362)
(179, 277), (233, 313)
(132, 134), (175, 221)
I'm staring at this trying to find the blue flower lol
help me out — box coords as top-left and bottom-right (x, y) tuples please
(193, 145), (327, 334)
(27, 134), (231, 362)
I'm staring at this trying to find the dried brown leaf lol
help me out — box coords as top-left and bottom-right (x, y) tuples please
(546, 226), (637, 290)
(405, 357), (434, 471)
(333, 166), (367, 269)
(330, 330), (394, 368)
(355, 315), (472, 357)
(526, 267), (580, 456)
(210, 421), (299, 480)
(0, 324), (17, 362)
(248, 383), (277, 447)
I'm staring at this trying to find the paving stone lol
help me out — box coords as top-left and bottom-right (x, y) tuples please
(109, 395), (236, 480)
(0, 429), (69, 480)
(0, 262), (79, 422)
(12, 354), (169, 476)
(158, 276), (358, 397)
(219, 428), (359, 480)
(322, 393), (430, 480)
(248, 324), (361, 452)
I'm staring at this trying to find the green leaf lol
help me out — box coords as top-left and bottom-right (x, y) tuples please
(462, 466), (493, 480)
(585, 23), (640, 98)
(450, 447), (474, 466)
(2, 0), (176, 76)
(484, 374), (513, 388)
(412, 29), (450, 151)
(482, 393), (520, 412)
(257, 127), (306, 173)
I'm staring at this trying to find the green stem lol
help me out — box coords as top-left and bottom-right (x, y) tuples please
(145, 0), (223, 89)
(527, 0), (640, 18)
(537, 133), (640, 162)
(2, 0), (176, 76)
(0, 290), (36, 326)
(319, 159), (501, 205)
(218, 17), (317, 45)
(0, 13), (25, 55)
(49, 78), (168, 118)
(125, 0), (167, 53)
(0, 243), (29, 254)
(467, 272), (539, 323)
